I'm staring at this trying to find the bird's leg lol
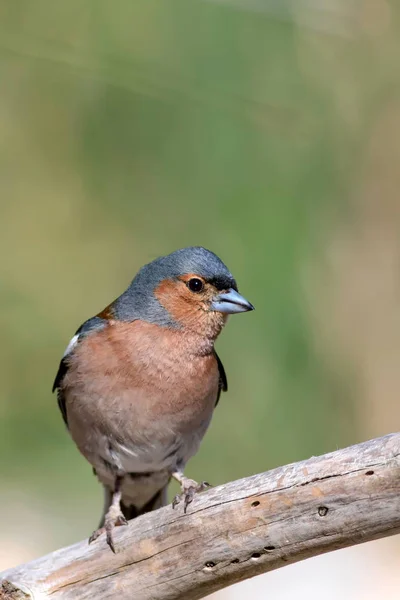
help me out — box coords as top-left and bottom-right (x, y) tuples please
(88, 475), (128, 553)
(171, 470), (211, 512)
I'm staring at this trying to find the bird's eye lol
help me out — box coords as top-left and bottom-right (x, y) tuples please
(187, 278), (204, 293)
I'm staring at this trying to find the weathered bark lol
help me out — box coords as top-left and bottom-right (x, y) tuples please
(1, 433), (399, 600)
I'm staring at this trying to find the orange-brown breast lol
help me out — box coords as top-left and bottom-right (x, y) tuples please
(61, 319), (222, 502)
(63, 320), (220, 439)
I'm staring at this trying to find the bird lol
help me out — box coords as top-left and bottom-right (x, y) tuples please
(53, 246), (254, 552)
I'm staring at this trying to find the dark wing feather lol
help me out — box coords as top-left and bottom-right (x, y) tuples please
(53, 354), (71, 426)
(52, 316), (107, 427)
(52, 355), (69, 393)
(214, 350), (228, 407)
(57, 388), (69, 427)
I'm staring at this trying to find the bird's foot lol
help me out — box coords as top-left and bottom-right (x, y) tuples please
(88, 506), (128, 553)
(172, 478), (211, 512)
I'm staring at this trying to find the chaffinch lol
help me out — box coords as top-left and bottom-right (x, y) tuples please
(53, 246), (254, 551)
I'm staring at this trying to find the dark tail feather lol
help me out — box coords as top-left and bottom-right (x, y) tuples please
(99, 483), (169, 527)
(121, 485), (168, 520)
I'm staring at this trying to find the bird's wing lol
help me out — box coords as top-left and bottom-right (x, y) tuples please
(52, 316), (107, 427)
(214, 350), (228, 407)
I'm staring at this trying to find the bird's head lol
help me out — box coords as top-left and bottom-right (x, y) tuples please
(106, 247), (254, 340)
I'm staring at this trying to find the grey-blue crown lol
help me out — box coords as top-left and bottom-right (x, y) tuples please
(114, 247), (236, 325)
(139, 247), (234, 284)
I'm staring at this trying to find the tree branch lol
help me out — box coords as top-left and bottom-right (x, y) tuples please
(1, 433), (400, 600)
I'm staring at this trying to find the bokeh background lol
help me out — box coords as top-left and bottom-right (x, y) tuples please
(1, 0), (400, 597)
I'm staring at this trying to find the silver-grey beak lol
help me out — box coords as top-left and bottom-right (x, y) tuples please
(211, 288), (254, 314)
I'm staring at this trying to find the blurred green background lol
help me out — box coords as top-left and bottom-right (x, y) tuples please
(1, 0), (400, 587)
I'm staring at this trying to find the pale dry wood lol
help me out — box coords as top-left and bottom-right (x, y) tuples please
(1, 433), (400, 600)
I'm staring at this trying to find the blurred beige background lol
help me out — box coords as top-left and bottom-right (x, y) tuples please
(1, 0), (400, 597)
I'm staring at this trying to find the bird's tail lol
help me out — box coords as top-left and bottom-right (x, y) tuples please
(121, 485), (168, 520)
(99, 483), (169, 527)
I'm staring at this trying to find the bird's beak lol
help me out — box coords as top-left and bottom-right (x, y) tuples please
(211, 288), (255, 314)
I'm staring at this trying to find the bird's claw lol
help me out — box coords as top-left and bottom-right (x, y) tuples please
(88, 512), (128, 553)
(172, 479), (211, 512)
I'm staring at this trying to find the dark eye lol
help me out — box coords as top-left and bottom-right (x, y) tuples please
(187, 278), (204, 293)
